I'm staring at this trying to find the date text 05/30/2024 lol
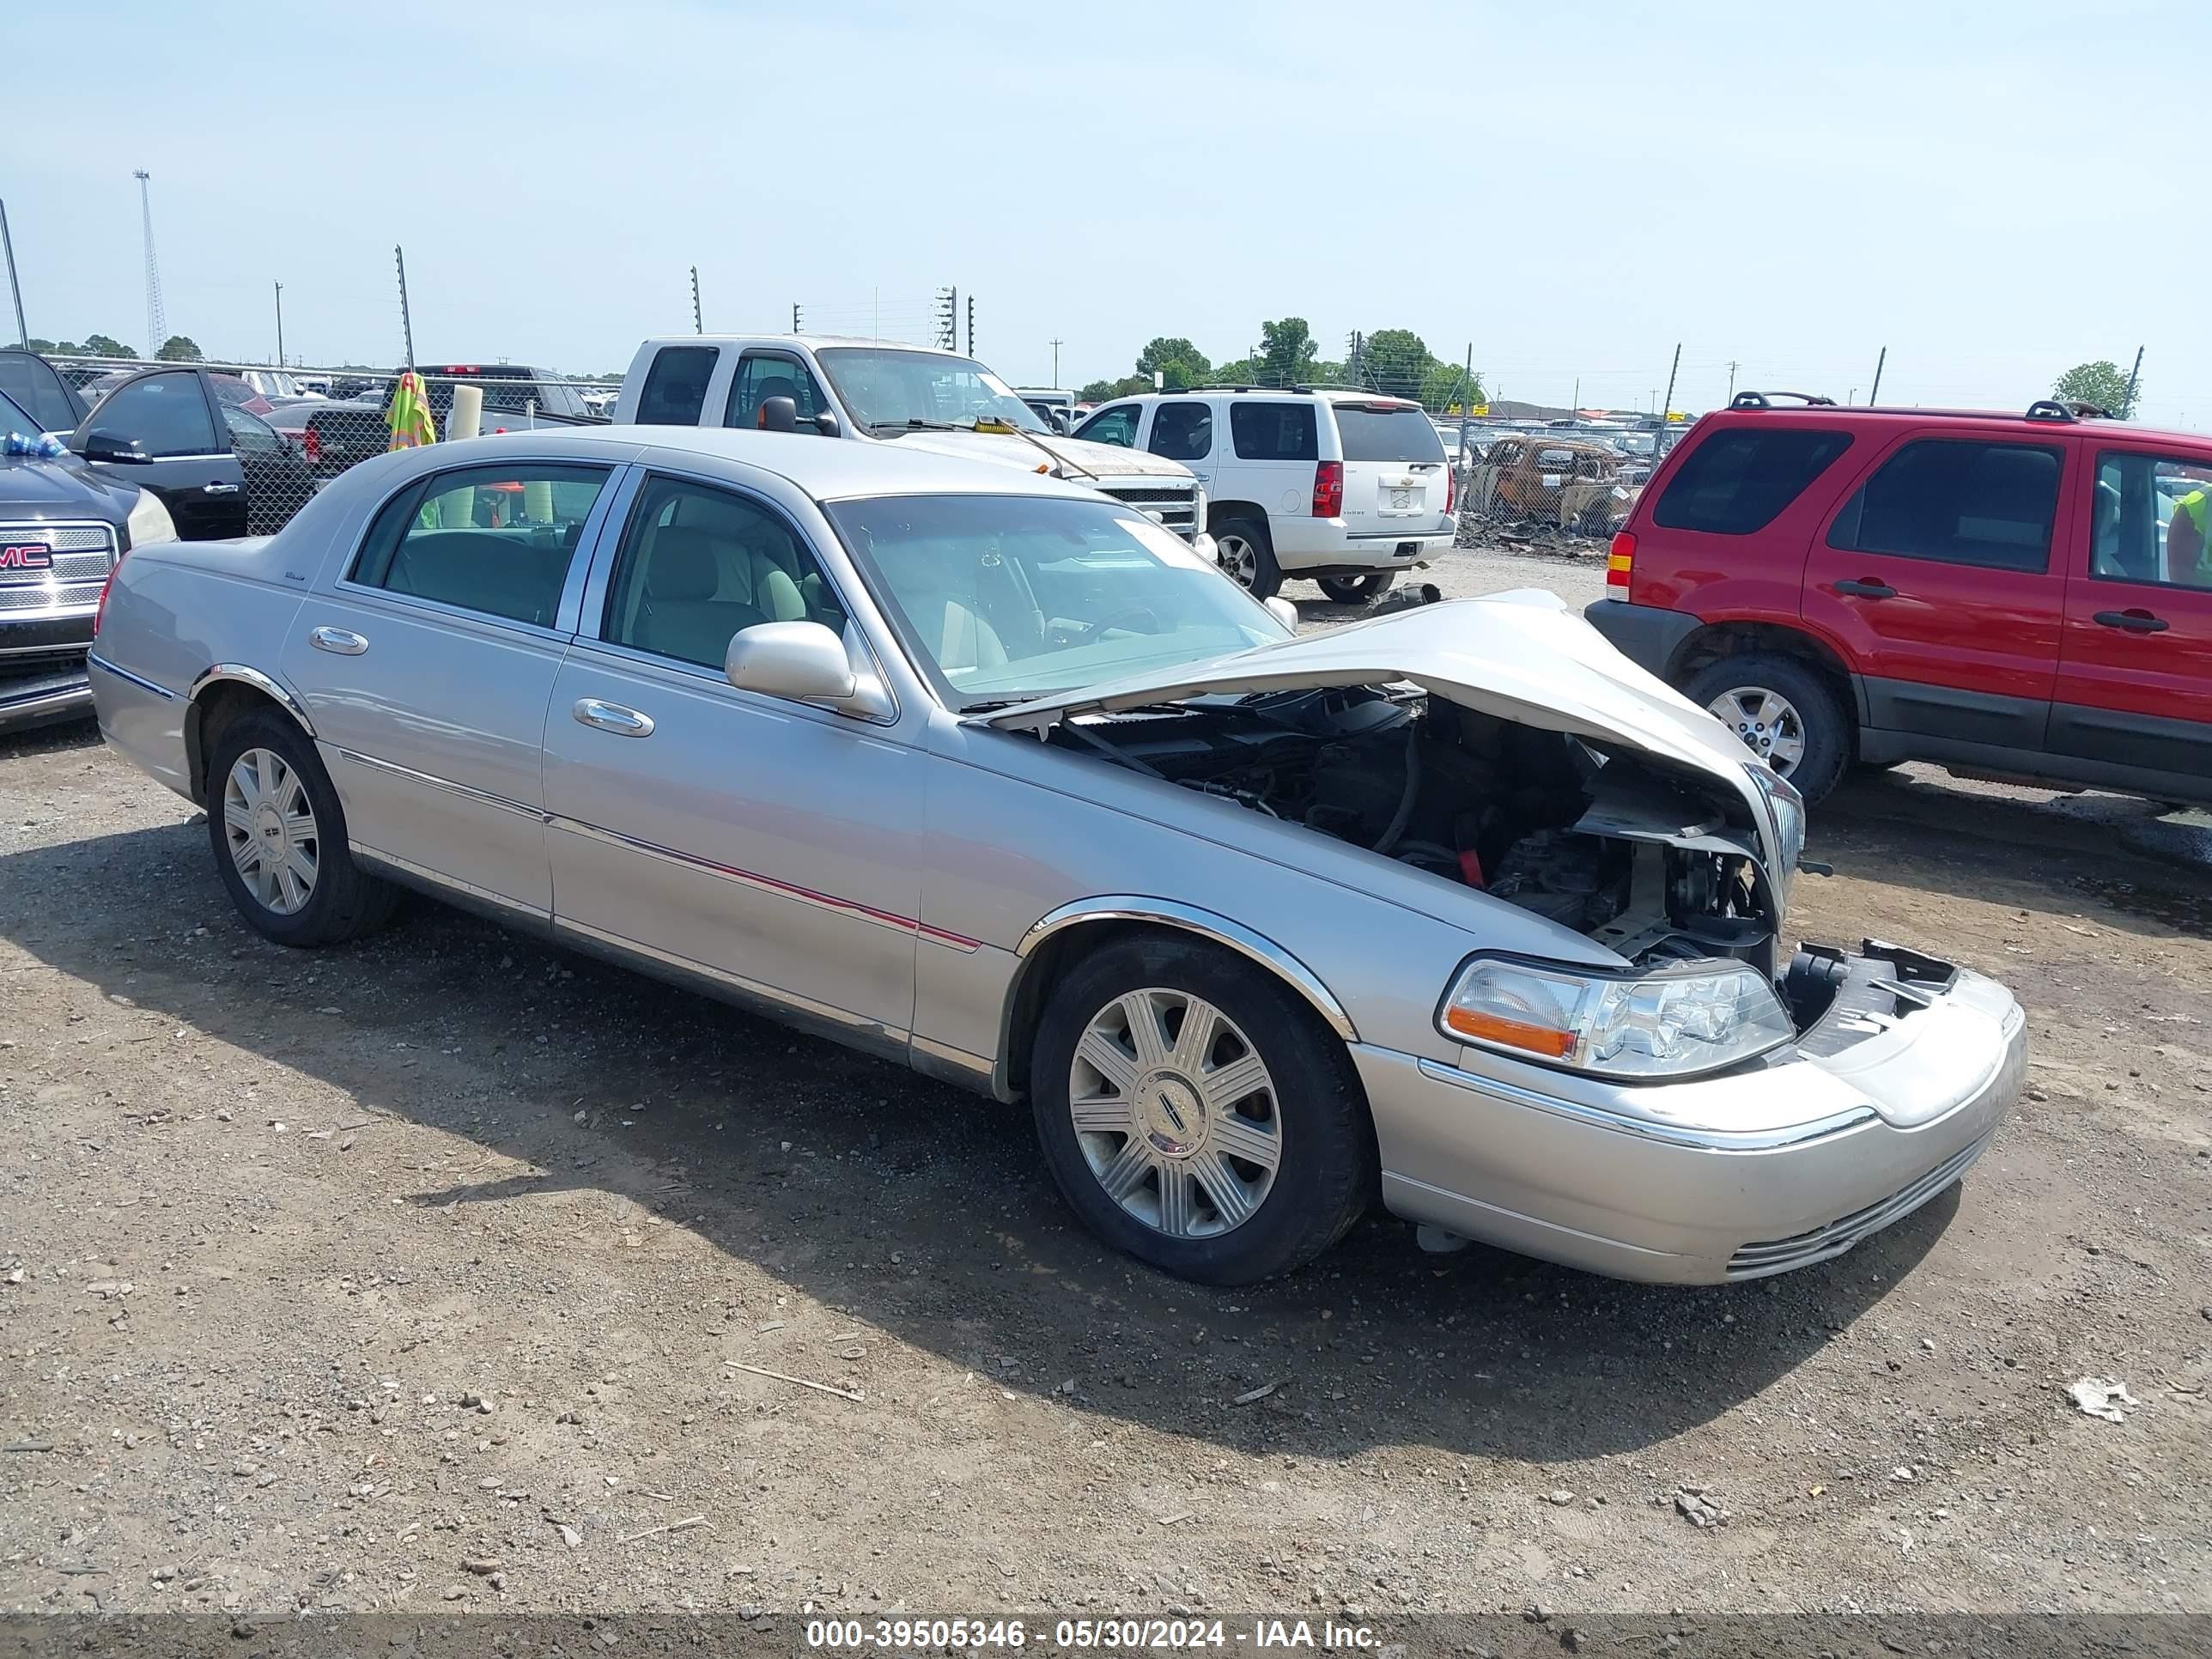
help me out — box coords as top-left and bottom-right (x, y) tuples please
(803, 1619), (1382, 1650)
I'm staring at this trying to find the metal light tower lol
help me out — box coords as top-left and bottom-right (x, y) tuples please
(134, 170), (166, 356)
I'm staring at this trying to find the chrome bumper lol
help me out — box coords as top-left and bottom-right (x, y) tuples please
(0, 664), (94, 733)
(1356, 957), (2027, 1285)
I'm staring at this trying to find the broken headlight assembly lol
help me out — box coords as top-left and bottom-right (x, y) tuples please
(1437, 954), (1796, 1080)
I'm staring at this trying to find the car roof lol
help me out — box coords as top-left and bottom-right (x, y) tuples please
(440, 425), (1106, 505)
(636, 334), (974, 358)
(1711, 401), (2209, 449)
(1098, 388), (1423, 409)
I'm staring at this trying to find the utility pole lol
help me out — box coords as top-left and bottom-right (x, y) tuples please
(1868, 345), (1887, 406)
(966, 294), (975, 358)
(0, 199), (26, 347)
(1049, 337), (1062, 387)
(1456, 342), (1473, 463)
(134, 170), (166, 356)
(1659, 341), (1680, 429)
(690, 266), (702, 334)
(1571, 376), (1579, 415)
(1725, 359), (1740, 402)
(2123, 344), (2143, 418)
(273, 281), (285, 367)
(394, 245), (416, 369)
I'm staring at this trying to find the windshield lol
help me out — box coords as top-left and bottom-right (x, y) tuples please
(814, 349), (1050, 434)
(825, 494), (1289, 709)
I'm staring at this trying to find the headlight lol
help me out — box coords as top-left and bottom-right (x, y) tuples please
(125, 488), (177, 550)
(1751, 763), (1806, 875)
(1437, 955), (1796, 1080)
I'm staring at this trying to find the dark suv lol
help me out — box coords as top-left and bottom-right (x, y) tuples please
(1584, 393), (2212, 805)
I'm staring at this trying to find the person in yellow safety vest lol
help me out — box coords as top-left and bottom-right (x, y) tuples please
(2170, 483), (2212, 586)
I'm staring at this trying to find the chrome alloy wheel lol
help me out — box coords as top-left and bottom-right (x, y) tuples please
(222, 746), (320, 915)
(1215, 532), (1261, 589)
(1707, 685), (1808, 776)
(1066, 988), (1284, 1238)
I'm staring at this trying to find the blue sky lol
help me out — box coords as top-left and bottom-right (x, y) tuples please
(8, 1), (2200, 420)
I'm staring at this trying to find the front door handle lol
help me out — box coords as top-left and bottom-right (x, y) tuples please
(1833, 577), (1898, 599)
(573, 698), (655, 737)
(202, 481), (242, 495)
(308, 626), (368, 655)
(2093, 609), (2170, 634)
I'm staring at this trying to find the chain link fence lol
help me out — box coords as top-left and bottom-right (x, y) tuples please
(33, 354), (617, 538)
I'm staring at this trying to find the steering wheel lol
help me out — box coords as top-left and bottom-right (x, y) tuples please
(1075, 605), (1161, 644)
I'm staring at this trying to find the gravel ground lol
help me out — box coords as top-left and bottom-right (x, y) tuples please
(3, 543), (2208, 1629)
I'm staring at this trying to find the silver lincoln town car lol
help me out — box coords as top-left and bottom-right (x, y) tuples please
(87, 428), (2027, 1285)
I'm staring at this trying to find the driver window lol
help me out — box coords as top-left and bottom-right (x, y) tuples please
(602, 474), (846, 670)
(726, 355), (830, 430)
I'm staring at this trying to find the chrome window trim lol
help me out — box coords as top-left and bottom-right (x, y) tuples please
(85, 653), (178, 700)
(334, 747), (544, 822)
(187, 663), (315, 735)
(331, 456), (629, 640)
(1411, 1054), (1880, 1151)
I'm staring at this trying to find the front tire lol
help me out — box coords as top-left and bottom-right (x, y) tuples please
(1680, 653), (1850, 804)
(1030, 935), (1375, 1285)
(1212, 517), (1282, 600)
(1316, 572), (1395, 605)
(205, 708), (398, 946)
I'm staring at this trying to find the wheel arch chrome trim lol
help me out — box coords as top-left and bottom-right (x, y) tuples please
(186, 663), (316, 737)
(1009, 895), (1358, 1048)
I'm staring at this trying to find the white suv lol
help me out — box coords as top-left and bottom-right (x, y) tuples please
(1073, 388), (1457, 601)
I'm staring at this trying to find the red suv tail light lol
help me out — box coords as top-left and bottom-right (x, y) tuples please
(1606, 531), (1636, 593)
(302, 424), (321, 465)
(1312, 460), (1344, 519)
(94, 550), (124, 638)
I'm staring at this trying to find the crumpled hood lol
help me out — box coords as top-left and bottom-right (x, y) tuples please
(0, 453), (140, 520)
(983, 589), (1787, 876)
(881, 428), (1194, 482)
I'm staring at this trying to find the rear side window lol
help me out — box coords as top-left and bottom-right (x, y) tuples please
(1652, 426), (1854, 535)
(1827, 439), (2061, 573)
(350, 462), (612, 627)
(1334, 406), (1446, 463)
(1231, 402), (1318, 461)
(632, 346), (719, 425)
(1147, 400), (1212, 461)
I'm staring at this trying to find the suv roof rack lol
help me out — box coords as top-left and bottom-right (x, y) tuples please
(1729, 390), (1837, 410)
(2023, 398), (2112, 422)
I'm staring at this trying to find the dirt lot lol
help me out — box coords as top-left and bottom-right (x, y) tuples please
(3, 548), (2209, 1633)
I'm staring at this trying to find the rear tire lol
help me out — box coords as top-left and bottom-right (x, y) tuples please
(1316, 573), (1395, 605)
(1212, 517), (1282, 600)
(1681, 653), (1850, 805)
(1030, 935), (1373, 1285)
(205, 708), (399, 947)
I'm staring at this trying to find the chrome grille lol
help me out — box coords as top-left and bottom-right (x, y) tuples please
(0, 521), (118, 593)
(1099, 480), (1201, 541)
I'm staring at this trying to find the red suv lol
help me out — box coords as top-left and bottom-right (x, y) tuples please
(1584, 393), (2212, 804)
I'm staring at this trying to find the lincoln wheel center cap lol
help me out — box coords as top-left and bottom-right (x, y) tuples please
(1135, 1070), (1206, 1159)
(257, 806), (285, 842)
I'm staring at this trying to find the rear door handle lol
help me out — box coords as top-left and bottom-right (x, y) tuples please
(202, 481), (242, 495)
(2093, 609), (2170, 634)
(573, 698), (655, 737)
(308, 626), (368, 655)
(1833, 577), (1898, 599)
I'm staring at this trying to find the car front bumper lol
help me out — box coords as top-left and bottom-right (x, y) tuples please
(1354, 950), (2026, 1284)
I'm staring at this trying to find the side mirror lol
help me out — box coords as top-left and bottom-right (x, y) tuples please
(1264, 596), (1299, 629)
(726, 620), (857, 704)
(82, 428), (149, 465)
(811, 410), (842, 438)
(757, 396), (799, 433)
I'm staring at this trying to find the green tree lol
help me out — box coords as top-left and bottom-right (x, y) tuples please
(1134, 336), (1212, 392)
(80, 333), (136, 359)
(1361, 328), (1435, 398)
(2052, 360), (2134, 417)
(1258, 317), (1319, 386)
(155, 335), (204, 362)
(1078, 374), (1151, 401)
(1420, 361), (1485, 412)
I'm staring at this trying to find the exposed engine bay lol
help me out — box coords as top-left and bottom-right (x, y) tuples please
(1052, 684), (1782, 975)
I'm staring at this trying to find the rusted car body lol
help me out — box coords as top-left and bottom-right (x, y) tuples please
(1469, 436), (1642, 532)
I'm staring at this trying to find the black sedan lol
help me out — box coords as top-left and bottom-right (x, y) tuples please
(68, 366), (316, 538)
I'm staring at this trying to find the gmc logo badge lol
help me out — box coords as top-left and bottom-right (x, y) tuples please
(0, 544), (53, 570)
